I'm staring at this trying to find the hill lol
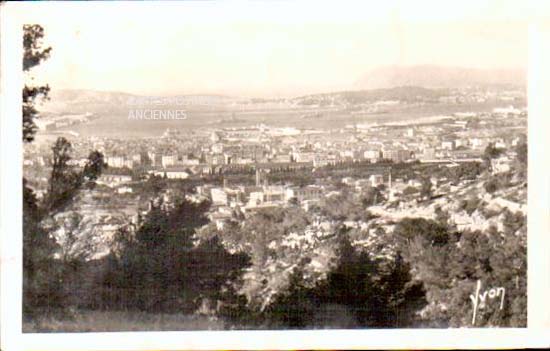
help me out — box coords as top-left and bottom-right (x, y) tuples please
(355, 65), (526, 90)
(292, 86), (446, 105)
(41, 89), (239, 113)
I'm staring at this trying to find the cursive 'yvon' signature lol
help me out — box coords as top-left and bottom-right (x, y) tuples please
(469, 280), (505, 326)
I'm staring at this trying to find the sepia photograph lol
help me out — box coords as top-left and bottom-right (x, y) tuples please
(2, 0), (550, 349)
(20, 2), (529, 332)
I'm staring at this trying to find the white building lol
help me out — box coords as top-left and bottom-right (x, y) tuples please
(313, 154), (333, 167)
(148, 169), (189, 179)
(248, 191), (264, 206)
(285, 185), (323, 202)
(97, 174), (132, 187)
(364, 150), (381, 162)
(441, 140), (455, 150)
(369, 174), (384, 187)
(106, 156), (125, 168)
(293, 152), (315, 163)
(263, 185), (285, 202)
(211, 188), (228, 206)
(272, 154), (292, 163)
(164, 170), (189, 179)
(211, 143), (224, 154)
(117, 186), (133, 194)
(493, 105), (522, 115)
(162, 155), (177, 168)
(182, 158), (200, 166)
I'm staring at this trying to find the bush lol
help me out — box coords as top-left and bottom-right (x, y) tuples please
(393, 217), (451, 247)
(99, 198), (251, 315)
(393, 217), (526, 327)
(402, 186), (419, 196)
(484, 179), (499, 193)
(459, 196), (482, 215)
(263, 235), (426, 328)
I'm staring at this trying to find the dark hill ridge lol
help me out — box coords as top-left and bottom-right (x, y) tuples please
(355, 65), (526, 90)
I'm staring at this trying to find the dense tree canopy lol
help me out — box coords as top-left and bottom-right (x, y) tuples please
(100, 198), (251, 314)
(264, 234), (426, 328)
(392, 217), (526, 327)
(22, 25), (108, 318)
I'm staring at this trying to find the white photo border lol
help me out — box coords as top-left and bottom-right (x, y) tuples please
(1, 1), (549, 350)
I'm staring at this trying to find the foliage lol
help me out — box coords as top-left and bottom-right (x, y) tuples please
(515, 142), (527, 165)
(46, 138), (107, 214)
(359, 186), (384, 207)
(514, 142), (527, 177)
(262, 267), (319, 328)
(483, 173), (513, 195)
(263, 234), (426, 328)
(23, 24), (52, 143)
(483, 143), (505, 171)
(23, 142), (106, 316)
(434, 206), (452, 227)
(55, 212), (100, 264)
(101, 198), (251, 315)
(483, 143), (504, 161)
(319, 190), (375, 222)
(459, 196), (482, 215)
(23, 181), (63, 315)
(484, 178), (499, 193)
(22, 25), (108, 317)
(449, 162), (484, 184)
(393, 217), (451, 247)
(393, 217), (526, 327)
(402, 186), (419, 196)
(419, 177), (433, 200)
(501, 209), (526, 236)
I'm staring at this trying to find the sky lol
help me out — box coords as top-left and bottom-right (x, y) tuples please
(12, 0), (530, 98)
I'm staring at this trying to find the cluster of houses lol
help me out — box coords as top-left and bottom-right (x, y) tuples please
(199, 169), (407, 229)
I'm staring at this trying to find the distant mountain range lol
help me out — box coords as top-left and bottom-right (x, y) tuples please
(291, 86), (449, 106)
(41, 65), (525, 113)
(46, 89), (237, 106)
(40, 89), (240, 115)
(355, 65), (526, 90)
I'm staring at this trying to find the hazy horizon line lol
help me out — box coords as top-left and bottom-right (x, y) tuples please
(40, 64), (525, 101)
